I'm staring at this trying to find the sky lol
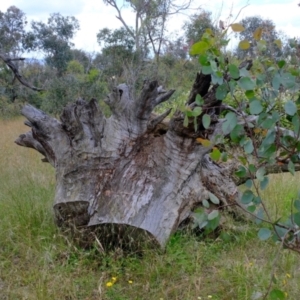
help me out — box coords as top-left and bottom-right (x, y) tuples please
(0, 0), (300, 55)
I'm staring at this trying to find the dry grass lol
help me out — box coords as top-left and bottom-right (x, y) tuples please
(0, 118), (299, 300)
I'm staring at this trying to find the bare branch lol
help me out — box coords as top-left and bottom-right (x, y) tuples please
(0, 53), (44, 92)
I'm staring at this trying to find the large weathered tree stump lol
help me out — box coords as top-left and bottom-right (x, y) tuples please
(15, 79), (240, 248)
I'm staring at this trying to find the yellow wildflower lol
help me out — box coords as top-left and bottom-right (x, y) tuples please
(282, 279), (286, 286)
(128, 280), (133, 284)
(111, 277), (117, 282)
(106, 282), (113, 287)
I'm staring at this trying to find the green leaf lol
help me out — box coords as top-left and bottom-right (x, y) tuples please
(221, 152), (227, 162)
(260, 176), (269, 190)
(183, 115), (189, 127)
(256, 167), (266, 181)
(272, 73), (281, 90)
(269, 289), (285, 300)
(292, 115), (300, 134)
(281, 72), (295, 89)
(235, 165), (247, 178)
(293, 212), (300, 226)
(210, 148), (221, 161)
(294, 199), (300, 211)
(241, 190), (254, 204)
(244, 139), (254, 154)
(255, 208), (264, 224)
(207, 214), (220, 230)
(274, 225), (288, 239)
(202, 199), (210, 208)
(253, 196), (262, 205)
(247, 205), (256, 213)
(277, 60), (286, 69)
(192, 107), (202, 117)
(222, 112), (237, 135)
(288, 160), (295, 175)
(230, 124), (244, 142)
(240, 68), (249, 77)
(284, 100), (297, 116)
(211, 72), (224, 85)
(207, 210), (219, 220)
(198, 54), (209, 66)
(261, 130), (275, 147)
(250, 100), (263, 114)
(190, 41), (210, 55)
(202, 65), (213, 75)
(258, 228), (271, 241)
(202, 114), (211, 129)
(245, 90), (255, 99)
(216, 84), (228, 100)
(228, 64), (240, 79)
(209, 192), (220, 205)
(195, 94), (204, 105)
(245, 179), (252, 188)
(194, 117), (198, 132)
(238, 77), (255, 90)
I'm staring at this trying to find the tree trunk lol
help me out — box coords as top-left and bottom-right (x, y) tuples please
(15, 80), (240, 248)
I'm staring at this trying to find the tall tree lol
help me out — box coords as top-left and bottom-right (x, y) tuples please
(235, 16), (281, 59)
(102, 0), (193, 61)
(96, 27), (136, 77)
(29, 13), (80, 75)
(0, 6), (28, 56)
(184, 10), (217, 46)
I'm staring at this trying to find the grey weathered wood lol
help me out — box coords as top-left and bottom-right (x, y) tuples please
(15, 79), (241, 248)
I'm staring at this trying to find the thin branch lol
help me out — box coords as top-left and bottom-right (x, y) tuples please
(0, 53), (44, 92)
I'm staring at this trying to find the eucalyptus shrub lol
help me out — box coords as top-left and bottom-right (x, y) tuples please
(187, 22), (300, 299)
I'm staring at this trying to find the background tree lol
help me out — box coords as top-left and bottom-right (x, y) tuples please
(0, 6), (28, 56)
(235, 16), (281, 59)
(184, 9), (217, 46)
(96, 27), (136, 77)
(102, 0), (194, 60)
(29, 13), (80, 76)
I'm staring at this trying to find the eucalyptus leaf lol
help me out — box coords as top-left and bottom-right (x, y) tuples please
(216, 84), (228, 100)
(294, 199), (300, 211)
(202, 199), (210, 208)
(229, 64), (240, 79)
(238, 77), (255, 90)
(209, 192), (220, 204)
(258, 228), (271, 241)
(222, 112), (237, 135)
(250, 100), (263, 114)
(244, 139), (254, 154)
(288, 160), (295, 175)
(241, 190), (254, 204)
(190, 41), (210, 55)
(260, 176), (269, 190)
(245, 179), (253, 188)
(207, 210), (219, 220)
(284, 100), (297, 116)
(202, 114), (211, 129)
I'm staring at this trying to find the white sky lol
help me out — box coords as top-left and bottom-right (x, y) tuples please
(1, 0), (300, 54)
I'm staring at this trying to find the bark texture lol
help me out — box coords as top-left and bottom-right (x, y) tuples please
(16, 79), (240, 248)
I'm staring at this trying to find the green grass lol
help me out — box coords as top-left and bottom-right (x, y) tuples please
(0, 118), (299, 300)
